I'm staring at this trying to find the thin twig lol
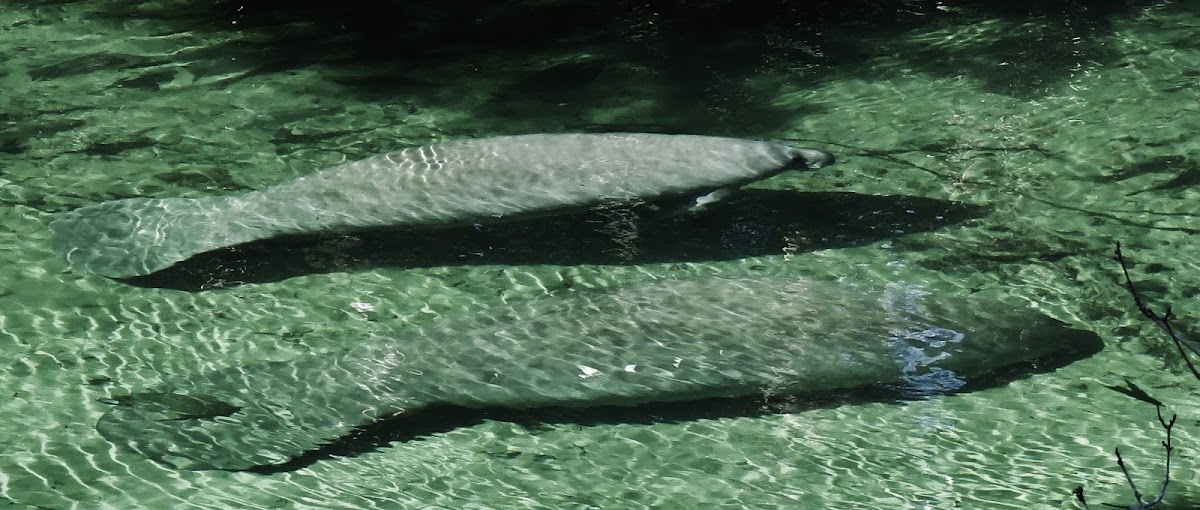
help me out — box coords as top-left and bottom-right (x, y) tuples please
(1114, 447), (1144, 506)
(1075, 243), (1190, 509)
(1144, 406), (1176, 508)
(1114, 242), (1200, 381)
(1076, 405), (1174, 509)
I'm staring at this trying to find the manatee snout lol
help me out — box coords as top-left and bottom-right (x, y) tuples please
(790, 147), (835, 169)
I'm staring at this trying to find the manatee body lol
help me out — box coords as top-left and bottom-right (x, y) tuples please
(50, 133), (834, 277)
(96, 275), (1099, 470)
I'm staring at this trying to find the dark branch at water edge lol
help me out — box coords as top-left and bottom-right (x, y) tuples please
(1073, 242), (1194, 509)
(1115, 242), (1200, 382)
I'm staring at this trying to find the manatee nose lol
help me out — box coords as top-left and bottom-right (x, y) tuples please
(795, 148), (835, 169)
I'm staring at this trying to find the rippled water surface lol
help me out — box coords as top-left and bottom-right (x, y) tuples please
(1, 1), (1199, 508)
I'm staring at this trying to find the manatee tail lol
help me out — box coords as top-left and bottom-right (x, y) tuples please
(50, 196), (256, 278)
(97, 354), (426, 471)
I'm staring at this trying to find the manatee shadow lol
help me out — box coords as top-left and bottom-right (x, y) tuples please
(124, 191), (988, 291)
(248, 326), (1103, 473)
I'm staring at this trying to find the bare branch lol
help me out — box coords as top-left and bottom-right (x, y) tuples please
(1073, 243), (1187, 509)
(1114, 242), (1200, 381)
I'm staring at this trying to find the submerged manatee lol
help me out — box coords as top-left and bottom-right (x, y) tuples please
(50, 133), (835, 277)
(96, 275), (1100, 470)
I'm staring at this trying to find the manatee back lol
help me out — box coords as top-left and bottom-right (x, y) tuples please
(51, 133), (831, 277)
(253, 133), (820, 235)
(409, 276), (1092, 406)
(94, 275), (1096, 470)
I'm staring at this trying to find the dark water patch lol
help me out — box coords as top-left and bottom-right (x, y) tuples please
(0, 117), (87, 155)
(28, 53), (134, 81)
(112, 68), (181, 90)
(71, 137), (158, 157)
(1097, 154), (1200, 195)
(0, 136), (21, 155)
(1102, 155), (1190, 182)
(15, 0), (1169, 140)
(861, 3), (1132, 99)
(143, 167), (255, 195)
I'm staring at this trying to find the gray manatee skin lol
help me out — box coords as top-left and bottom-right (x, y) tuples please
(50, 133), (835, 278)
(96, 275), (1099, 471)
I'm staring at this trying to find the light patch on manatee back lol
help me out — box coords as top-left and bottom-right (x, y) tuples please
(890, 326), (968, 397)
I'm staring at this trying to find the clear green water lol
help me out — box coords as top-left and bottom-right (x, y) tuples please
(2, 1), (1199, 508)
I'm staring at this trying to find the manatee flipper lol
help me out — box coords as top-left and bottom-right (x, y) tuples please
(96, 276), (1098, 471)
(52, 134), (836, 277)
(97, 356), (429, 470)
(670, 186), (737, 216)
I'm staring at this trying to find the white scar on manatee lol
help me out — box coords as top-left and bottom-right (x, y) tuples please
(50, 133), (835, 277)
(95, 275), (1099, 471)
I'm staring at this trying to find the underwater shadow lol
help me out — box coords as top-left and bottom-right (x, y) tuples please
(123, 190), (989, 291)
(86, 0), (1165, 108)
(249, 326), (1103, 473)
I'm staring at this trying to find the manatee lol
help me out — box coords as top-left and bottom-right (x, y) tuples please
(50, 133), (835, 277)
(96, 275), (1100, 470)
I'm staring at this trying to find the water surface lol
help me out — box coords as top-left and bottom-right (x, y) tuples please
(1, 1), (1198, 508)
